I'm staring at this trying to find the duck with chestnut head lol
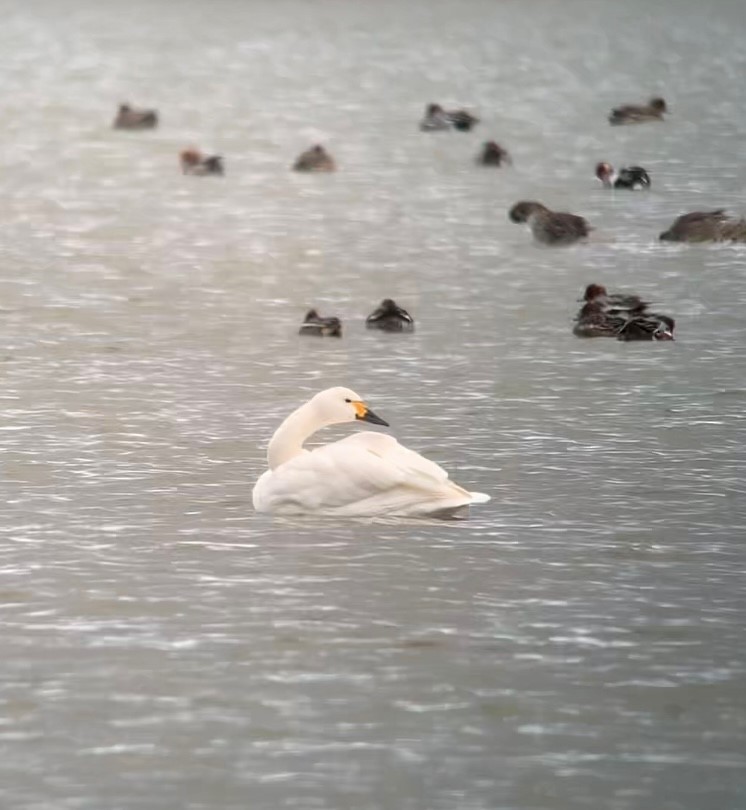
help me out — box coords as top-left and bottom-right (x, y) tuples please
(574, 284), (675, 341)
(580, 283), (648, 315)
(596, 162), (650, 190)
(478, 141), (511, 167)
(509, 201), (591, 246)
(180, 148), (224, 176)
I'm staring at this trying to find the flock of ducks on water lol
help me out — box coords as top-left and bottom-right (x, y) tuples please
(112, 95), (740, 516)
(114, 94), (745, 350)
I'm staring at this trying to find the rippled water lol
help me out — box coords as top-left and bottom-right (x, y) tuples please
(2, 0), (746, 808)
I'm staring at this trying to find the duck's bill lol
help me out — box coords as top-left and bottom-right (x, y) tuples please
(356, 405), (389, 426)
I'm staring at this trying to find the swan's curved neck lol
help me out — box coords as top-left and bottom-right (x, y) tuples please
(267, 400), (325, 470)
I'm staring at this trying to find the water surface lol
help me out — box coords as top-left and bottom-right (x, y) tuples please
(1, 0), (746, 808)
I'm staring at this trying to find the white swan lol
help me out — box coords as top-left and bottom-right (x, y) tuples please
(252, 387), (490, 518)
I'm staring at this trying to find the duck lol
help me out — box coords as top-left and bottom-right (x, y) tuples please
(112, 103), (158, 130)
(180, 148), (224, 176)
(659, 210), (746, 242)
(298, 309), (342, 337)
(595, 162), (650, 190)
(419, 103), (452, 131)
(509, 201), (591, 246)
(580, 283), (648, 315)
(573, 284), (675, 340)
(292, 144), (336, 172)
(251, 387), (490, 517)
(574, 303), (675, 341)
(365, 299), (415, 333)
(419, 104), (479, 132)
(608, 97), (667, 125)
(477, 141), (511, 167)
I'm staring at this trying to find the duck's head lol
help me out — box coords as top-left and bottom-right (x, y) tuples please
(312, 387), (389, 427)
(180, 148), (202, 167)
(119, 103), (131, 113)
(379, 298), (398, 312)
(650, 97), (667, 112)
(304, 308), (320, 321)
(582, 283), (608, 302)
(509, 201), (546, 223)
(595, 162), (614, 184)
(426, 103), (444, 116)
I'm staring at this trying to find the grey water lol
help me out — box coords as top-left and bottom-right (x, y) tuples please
(1, 0), (746, 808)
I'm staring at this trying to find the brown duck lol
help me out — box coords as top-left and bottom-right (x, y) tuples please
(292, 145), (336, 173)
(299, 309), (342, 337)
(180, 148), (224, 176)
(477, 141), (511, 167)
(609, 97), (667, 125)
(113, 103), (158, 130)
(509, 201), (591, 246)
(659, 210), (746, 243)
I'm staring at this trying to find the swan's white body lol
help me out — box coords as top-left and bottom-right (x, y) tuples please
(252, 387), (490, 518)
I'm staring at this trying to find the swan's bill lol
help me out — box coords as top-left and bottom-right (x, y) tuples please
(353, 401), (389, 427)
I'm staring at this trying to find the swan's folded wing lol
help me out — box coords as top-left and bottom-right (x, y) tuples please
(254, 432), (483, 516)
(318, 433), (475, 511)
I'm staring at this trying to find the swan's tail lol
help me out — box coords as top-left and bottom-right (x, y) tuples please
(469, 491), (491, 504)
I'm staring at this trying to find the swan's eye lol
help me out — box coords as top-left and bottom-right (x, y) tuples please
(344, 398), (351, 403)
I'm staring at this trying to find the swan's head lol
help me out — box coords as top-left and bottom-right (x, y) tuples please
(311, 387), (389, 427)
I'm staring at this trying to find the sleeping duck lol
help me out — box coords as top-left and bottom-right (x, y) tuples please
(299, 309), (342, 337)
(113, 103), (158, 130)
(365, 299), (415, 333)
(477, 141), (511, 167)
(609, 97), (667, 125)
(509, 201), (591, 246)
(596, 162), (650, 190)
(292, 145), (336, 172)
(659, 210), (746, 242)
(180, 148), (224, 176)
